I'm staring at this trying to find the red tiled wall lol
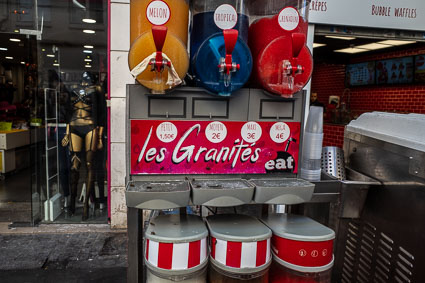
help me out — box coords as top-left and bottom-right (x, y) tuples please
(310, 64), (346, 106)
(323, 124), (345, 148)
(311, 47), (425, 146)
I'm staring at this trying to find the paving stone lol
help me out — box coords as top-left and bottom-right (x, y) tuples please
(0, 232), (128, 272)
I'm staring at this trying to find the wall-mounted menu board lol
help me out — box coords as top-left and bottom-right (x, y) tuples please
(414, 54), (425, 83)
(346, 62), (375, 86)
(376, 57), (414, 84)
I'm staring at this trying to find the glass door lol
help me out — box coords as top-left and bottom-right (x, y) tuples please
(0, 31), (39, 225)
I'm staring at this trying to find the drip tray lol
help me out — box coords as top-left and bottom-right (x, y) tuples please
(126, 180), (190, 209)
(250, 178), (315, 205)
(190, 179), (255, 207)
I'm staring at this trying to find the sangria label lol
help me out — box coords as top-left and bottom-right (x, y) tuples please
(130, 120), (301, 175)
(278, 7), (300, 31)
(214, 4), (238, 30)
(146, 0), (170, 26)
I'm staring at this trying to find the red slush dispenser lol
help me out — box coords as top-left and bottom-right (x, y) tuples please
(248, 0), (313, 97)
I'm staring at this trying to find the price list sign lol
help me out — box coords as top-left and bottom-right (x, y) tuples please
(131, 120), (300, 175)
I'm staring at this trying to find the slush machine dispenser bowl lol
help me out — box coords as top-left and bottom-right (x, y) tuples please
(248, 0), (313, 97)
(190, 0), (252, 96)
(129, 0), (190, 93)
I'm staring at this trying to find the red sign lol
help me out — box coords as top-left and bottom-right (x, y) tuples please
(130, 120), (300, 175)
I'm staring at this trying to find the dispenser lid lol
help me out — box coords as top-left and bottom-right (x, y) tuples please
(146, 214), (208, 243)
(261, 214), (335, 242)
(346, 112), (425, 153)
(207, 214), (272, 242)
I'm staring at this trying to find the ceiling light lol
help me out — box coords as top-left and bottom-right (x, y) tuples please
(86, 56), (90, 58)
(84, 59), (92, 62)
(377, 40), (416, 46)
(5, 56), (13, 59)
(53, 63), (60, 67)
(325, 35), (356, 40)
(334, 48), (368, 54)
(355, 43), (391, 51)
(84, 45), (94, 49)
(0, 48), (7, 51)
(54, 60), (57, 62)
(47, 54), (55, 57)
(313, 43), (326, 48)
(14, 29), (19, 33)
(85, 65), (92, 68)
(10, 38), (21, 42)
(82, 18), (96, 24)
(83, 29), (95, 34)
(42, 48), (46, 52)
(20, 61), (25, 64)
(83, 50), (92, 54)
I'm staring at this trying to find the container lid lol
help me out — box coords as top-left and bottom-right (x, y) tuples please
(145, 214), (208, 243)
(206, 214), (272, 242)
(261, 214), (335, 242)
(346, 112), (425, 152)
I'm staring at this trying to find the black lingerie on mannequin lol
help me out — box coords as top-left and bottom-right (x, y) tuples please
(70, 124), (96, 137)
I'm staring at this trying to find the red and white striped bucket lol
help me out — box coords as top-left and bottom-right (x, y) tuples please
(211, 237), (271, 269)
(206, 214), (272, 275)
(145, 214), (209, 279)
(146, 237), (208, 270)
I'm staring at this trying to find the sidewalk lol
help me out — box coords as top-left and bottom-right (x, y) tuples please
(0, 223), (128, 283)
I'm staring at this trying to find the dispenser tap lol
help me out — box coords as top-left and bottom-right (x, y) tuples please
(149, 26), (172, 74)
(218, 29), (240, 87)
(282, 33), (306, 91)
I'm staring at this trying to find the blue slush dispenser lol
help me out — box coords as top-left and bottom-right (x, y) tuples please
(190, 0), (252, 96)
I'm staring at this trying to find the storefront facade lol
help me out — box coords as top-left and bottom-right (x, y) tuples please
(0, 0), (109, 225)
(1, 0), (424, 228)
(308, 0), (425, 149)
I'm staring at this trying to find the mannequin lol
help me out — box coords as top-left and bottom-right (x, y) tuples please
(61, 72), (104, 221)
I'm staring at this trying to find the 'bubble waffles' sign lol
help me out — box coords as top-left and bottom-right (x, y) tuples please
(146, 0), (170, 26)
(214, 4), (238, 30)
(309, 0), (425, 32)
(131, 120), (301, 175)
(278, 7), (300, 31)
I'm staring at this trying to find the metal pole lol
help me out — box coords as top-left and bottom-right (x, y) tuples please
(127, 207), (144, 283)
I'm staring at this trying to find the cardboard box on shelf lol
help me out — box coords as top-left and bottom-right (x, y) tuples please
(0, 129), (30, 150)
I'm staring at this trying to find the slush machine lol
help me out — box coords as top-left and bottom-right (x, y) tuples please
(248, 0), (313, 97)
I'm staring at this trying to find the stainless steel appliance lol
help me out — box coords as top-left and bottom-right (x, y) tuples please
(333, 112), (425, 283)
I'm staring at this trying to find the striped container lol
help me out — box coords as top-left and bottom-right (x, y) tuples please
(206, 214), (272, 282)
(261, 214), (335, 283)
(145, 214), (209, 282)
